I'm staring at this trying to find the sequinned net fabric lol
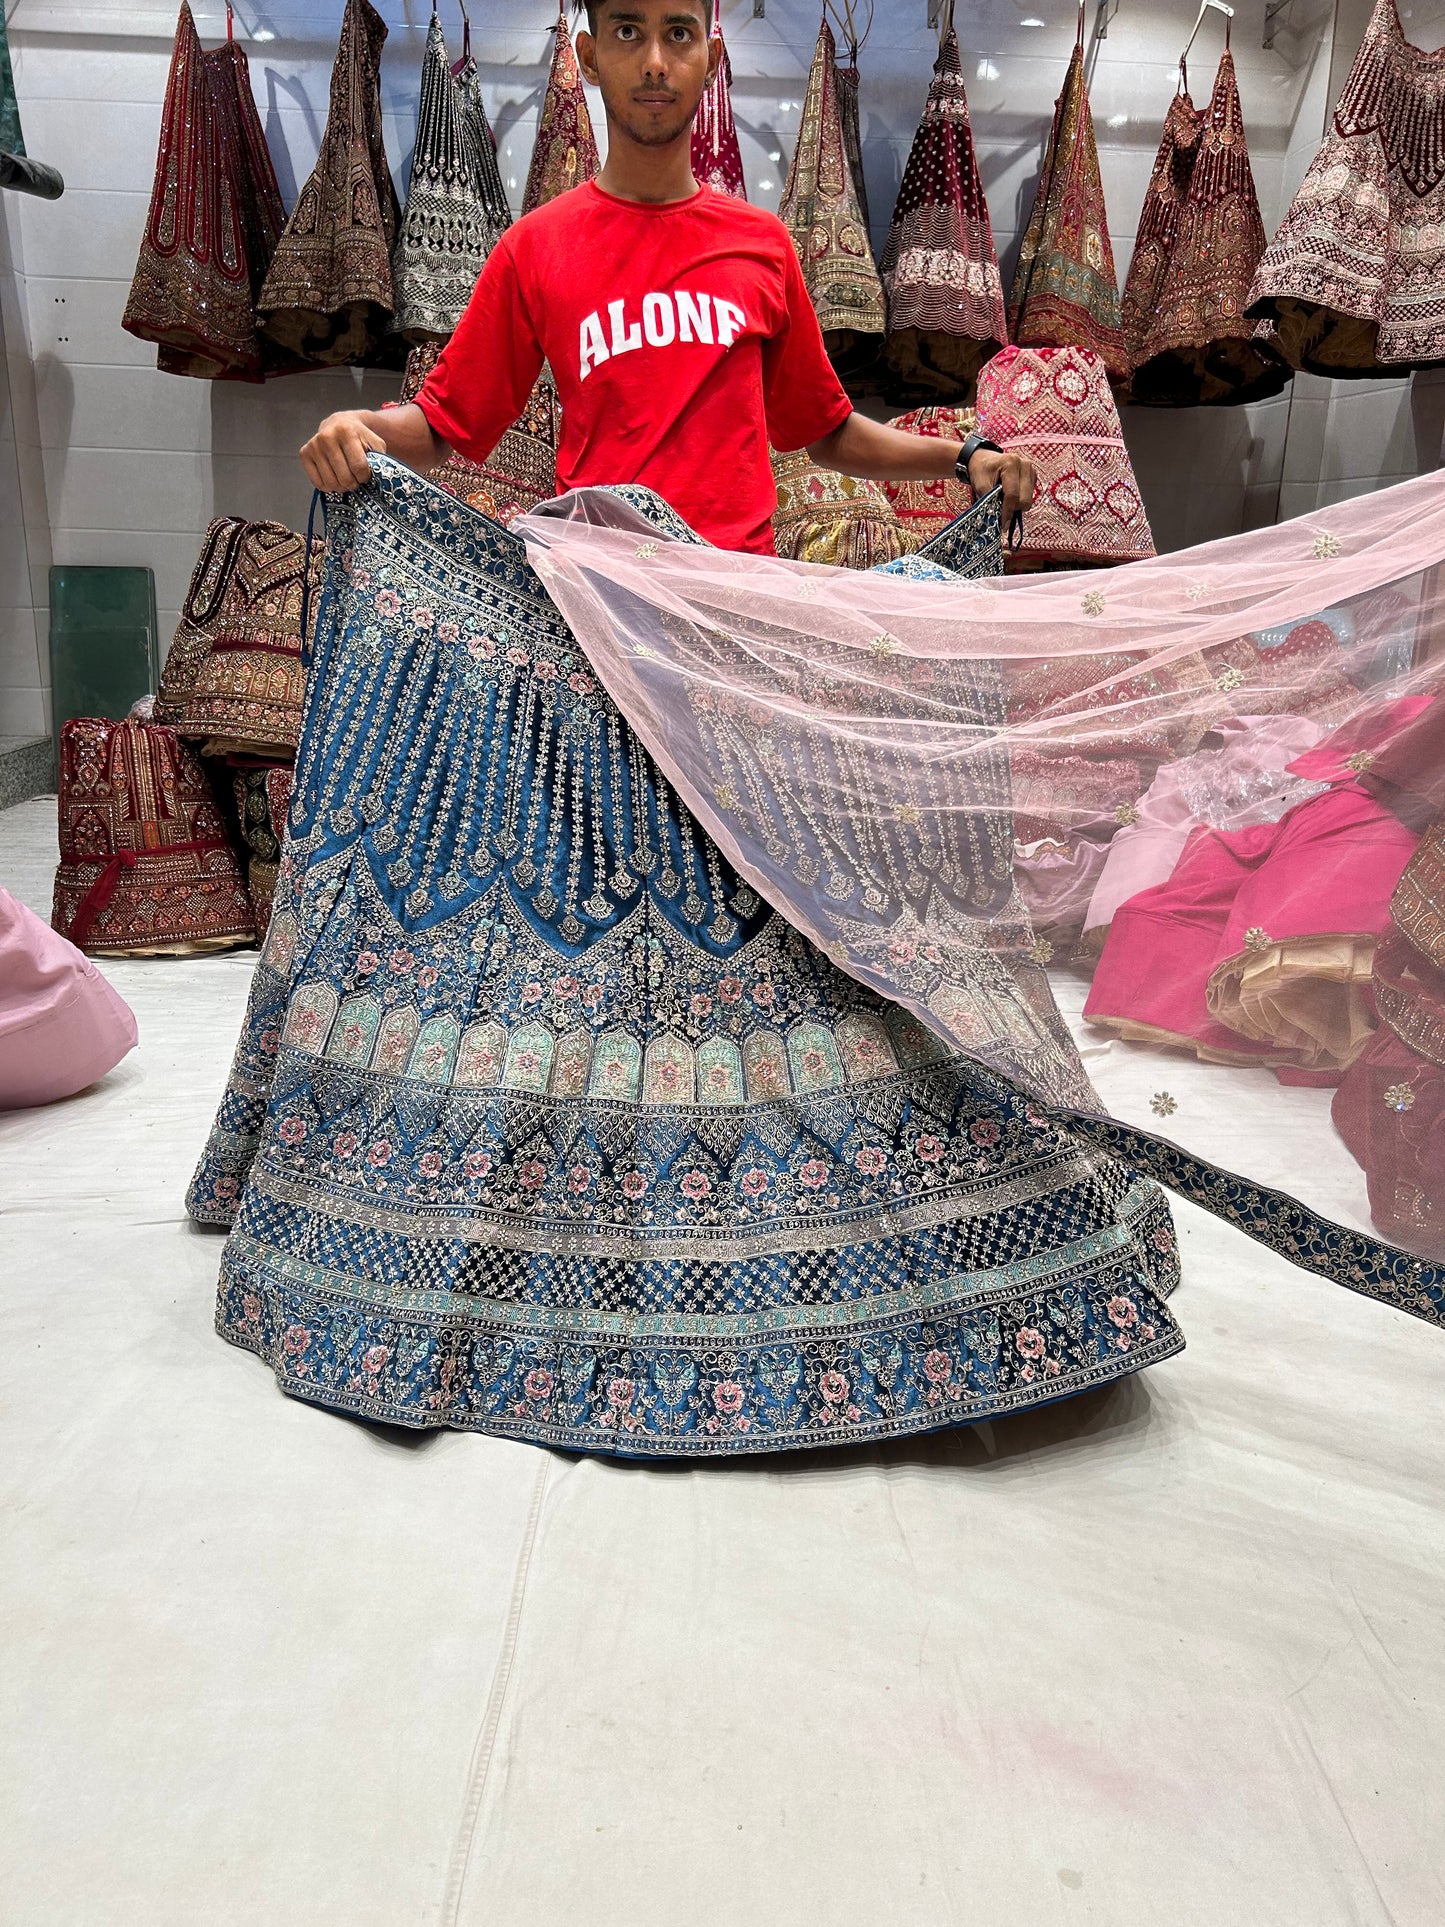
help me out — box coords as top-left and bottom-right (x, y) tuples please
(879, 28), (1005, 402)
(123, 4), (295, 381)
(1123, 51), (1288, 407)
(779, 17), (885, 381)
(188, 458), (1200, 1455)
(390, 11), (508, 343)
(1007, 34), (1127, 384)
(519, 472), (1445, 1307)
(522, 10), (599, 217)
(1248, 0), (1445, 374)
(256, 0), (402, 368)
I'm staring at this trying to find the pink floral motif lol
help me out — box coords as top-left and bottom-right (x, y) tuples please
(417, 965), (439, 990)
(569, 1165), (594, 1194)
(583, 983), (606, 1011)
(524, 1367), (554, 1400)
(854, 1146), (887, 1175)
(681, 1170), (712, 1201)
(655, 1060), (683, 1093)
(569, 671), (596, 696)
(801, 1047), (827, 1078)
(1107, 1295), (1137, 1328)
(389, 949), (415, 974)
(374, 588), (400, 618)
(506, 645), (530, 666)
(411, 606), (434, 630)
(1015, 1327), (1045, 1360)
(258, 1028), (281, 1054)
(970, 1119), (1001, 1147)
(553, 975), (580, 1001)
(333, 1132), (358, 1160)
(533, 659), (560, 682)
(518, 1159), (547, 1191)
(713, 1380), (745, 1415)
(362, 1344), (391, 1375)
(889, 938), (917, 964)
(923, 1348), (951, 1384)
(464, 1150), (493, 1179)
(278, 1115), (308, 1146)
(740, 1167), (770, 1198)
(368, 1140), (393, 1167)
(752, 982), (777, 1008)
(607, 1377), (635, 1409)
(466, 634), (496, 658)
(704, 1065), (732, 1093)
(520, 980), (544, 1005)
(799, 1160), (829, 1189)
(356, 951), (379, 977)
(436, 619), (460, 645)
(916, 1134), (944, 1164)
(283, 1324), (310, 1356)
(819, 1370), (849, 1404)
(689, 993), (712, 1019)
(719, 976), (743, 1004)
(621, 1171), (649, 1199)
(240, 1290), (261, 1321)
(1151, 1226), (1175, 1254)
(418, 1152), (443, 1179)
(340, 1021), (367, 1055)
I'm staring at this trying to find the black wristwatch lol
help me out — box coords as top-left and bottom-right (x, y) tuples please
(955, 432), (1003, 486)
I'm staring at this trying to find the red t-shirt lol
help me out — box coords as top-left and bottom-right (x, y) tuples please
(415, 180), (853, 554)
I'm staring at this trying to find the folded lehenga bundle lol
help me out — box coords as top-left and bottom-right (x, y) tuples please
(53, 718), (253, 957)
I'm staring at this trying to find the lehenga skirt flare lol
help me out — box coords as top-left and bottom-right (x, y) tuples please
(189, 462), (1183, 1455)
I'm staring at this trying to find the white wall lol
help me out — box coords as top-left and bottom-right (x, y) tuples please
(0, 0), (1440, 742)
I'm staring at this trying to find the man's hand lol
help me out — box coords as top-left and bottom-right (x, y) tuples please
(300, 411), (388, 492)
(966, 447), (1035, 527)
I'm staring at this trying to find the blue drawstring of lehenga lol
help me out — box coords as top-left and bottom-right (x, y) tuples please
(300, 486), (326, 675)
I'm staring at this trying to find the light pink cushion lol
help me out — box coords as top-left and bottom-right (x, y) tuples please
(0, 884), (137, 1108)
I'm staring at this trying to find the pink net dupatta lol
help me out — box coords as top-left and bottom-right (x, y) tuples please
(518, 478), (1445, 1320)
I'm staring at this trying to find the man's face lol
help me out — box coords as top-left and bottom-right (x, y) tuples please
(577, 2), (719, 150)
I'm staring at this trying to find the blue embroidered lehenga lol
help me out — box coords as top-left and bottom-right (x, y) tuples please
(189, 459), (1184, 1453)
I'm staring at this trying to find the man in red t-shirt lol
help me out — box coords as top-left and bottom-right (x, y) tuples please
(301, 0), (1033, 553)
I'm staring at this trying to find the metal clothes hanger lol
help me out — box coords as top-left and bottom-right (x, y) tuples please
(1180, 0), (1233, 90)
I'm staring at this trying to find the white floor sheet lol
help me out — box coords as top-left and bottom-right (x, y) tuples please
(2, 794), (1442, 1927)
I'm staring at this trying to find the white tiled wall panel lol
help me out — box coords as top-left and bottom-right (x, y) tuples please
(1, 0), (1442, 739)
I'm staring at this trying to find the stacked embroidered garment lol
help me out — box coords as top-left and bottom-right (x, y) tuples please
(880, 405), (977, 548)
(975, 345), (1153, 567)
(52, 718), (254, 956)
(771, 447), (907, 569)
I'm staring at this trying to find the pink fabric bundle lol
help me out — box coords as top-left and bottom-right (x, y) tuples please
(0, 885), (137, 1108)
(975, 345), (1154, 566)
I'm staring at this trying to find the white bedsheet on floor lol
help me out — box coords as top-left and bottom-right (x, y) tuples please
(2, 794), (1442, 1927)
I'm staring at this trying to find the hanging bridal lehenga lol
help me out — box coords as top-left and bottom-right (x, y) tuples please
(123, 3), (294, 380)
(879, 24), (1006, 401)
(1007, 4), (1127, 383)
(255, 0), (402, 367)
(1248, 0), (1445, 376)
(1123, 35), (1287, 405)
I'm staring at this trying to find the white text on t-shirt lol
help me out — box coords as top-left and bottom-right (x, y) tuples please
(578, 291), (748, 381)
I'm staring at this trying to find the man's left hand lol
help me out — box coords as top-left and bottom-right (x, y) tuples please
(967, 448), (1036, 527)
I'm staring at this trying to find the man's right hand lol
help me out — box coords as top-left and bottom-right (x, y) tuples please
(300, 411), (388, 492)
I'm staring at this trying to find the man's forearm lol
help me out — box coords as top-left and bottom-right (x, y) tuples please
(365, 402), (448, 473)
(806, 412), (961, 483)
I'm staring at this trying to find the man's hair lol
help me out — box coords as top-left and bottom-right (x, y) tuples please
(577, 1), (715, 28)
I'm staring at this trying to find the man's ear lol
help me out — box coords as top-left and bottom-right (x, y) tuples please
(575, 28), (600, 86)
(705, 32), (722, 86)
